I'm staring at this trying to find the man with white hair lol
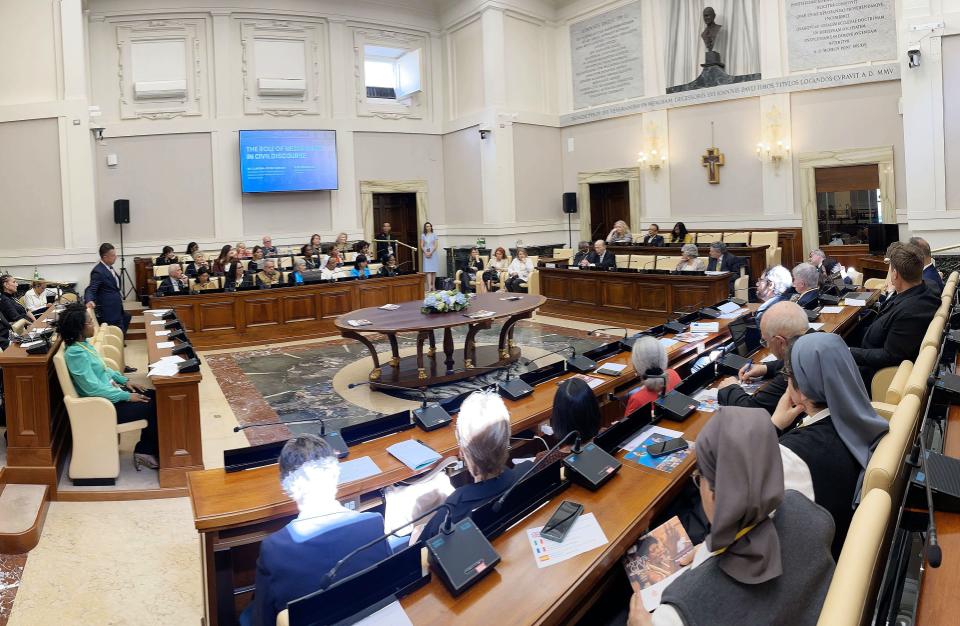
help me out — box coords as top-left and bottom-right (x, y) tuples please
(251, 434), (390, 626)
(755, 265), (793, 323)
(261, 235), (278, 257)
(255, 258), (282, 287)
(718, 301), (810, 416)
(418, 391), (531, 539)
(587, 239), (617, 270)
(790, 262), (821, 309)
(156, 263), (188, 296)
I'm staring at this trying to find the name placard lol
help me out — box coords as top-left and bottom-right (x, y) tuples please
(786, 0), (897, 72)
(570, 2), (644, 110)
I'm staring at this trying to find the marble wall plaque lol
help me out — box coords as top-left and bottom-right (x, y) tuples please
(787, 0), (897, 72)
(570, 2), (644, 110)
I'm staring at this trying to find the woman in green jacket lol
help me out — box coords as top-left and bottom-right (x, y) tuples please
(60, 304), (160, 470)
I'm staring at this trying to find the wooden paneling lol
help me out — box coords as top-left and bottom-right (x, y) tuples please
(149, 275), (424, 350)
(600, 280), (636, 310)
(637, 285), (669, 313)
(821, 244), (869, 270)
(815, 164), (880, 193)
(675, 287), (713, 310)
(569, 277), (600, 305)
(539, 273), (568, 300)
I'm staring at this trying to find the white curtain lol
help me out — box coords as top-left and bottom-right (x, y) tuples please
(664, 0), (760, 88)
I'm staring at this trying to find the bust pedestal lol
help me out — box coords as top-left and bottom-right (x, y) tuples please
(667, 50), (760, 94)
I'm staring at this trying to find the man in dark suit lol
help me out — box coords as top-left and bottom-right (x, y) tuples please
(910, 236), (944, 294)
(587, 239), (617, 270)
(251, 434), (391, 626)
(718, 301), (809, 416)
(84, 242), (132, 336)
(375, 222), (396, 262)
(641, 223), (665, 246)
(706, 242), (743, 293)
(790, 263), (821, 309)
(572, 241), (591, 267)
(851, 242), (941, 386)
(156, 264), (189, 296)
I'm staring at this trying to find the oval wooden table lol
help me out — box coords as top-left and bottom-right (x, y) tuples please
(335, 293), (547, 389)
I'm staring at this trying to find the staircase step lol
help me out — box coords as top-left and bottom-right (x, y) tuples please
(0, 484), (49, 553)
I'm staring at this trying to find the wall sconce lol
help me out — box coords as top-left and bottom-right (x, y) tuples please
(756, 106), (790, 167)
(637, 125), (668, 174)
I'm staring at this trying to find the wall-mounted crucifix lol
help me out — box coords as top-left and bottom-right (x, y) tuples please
(701, 122), (724, 184)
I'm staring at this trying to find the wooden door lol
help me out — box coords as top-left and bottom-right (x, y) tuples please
(372, 193), (418, 269)
(589, 181), (629, 243)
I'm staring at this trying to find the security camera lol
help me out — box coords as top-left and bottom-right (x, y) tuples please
(91, 126), (106, 142)
(478, 125), (492, 139)
(908, 49), (922, 68)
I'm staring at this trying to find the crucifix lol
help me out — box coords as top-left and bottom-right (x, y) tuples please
(701, 122), (725, 184)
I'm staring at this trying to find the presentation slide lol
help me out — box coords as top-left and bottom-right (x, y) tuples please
(239, 129), (338, 193)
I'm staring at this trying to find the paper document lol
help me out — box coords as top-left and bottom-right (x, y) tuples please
(596, 362), (627, 376)
(379, 304), (400, 310)
(717, 301), (741, 314)
(624, 432), (692, 473)
(820, 306), (843, 314)
(148, 362), (180, 377)
(563, 374), (605, 389)
(658, 338), (679, 348)
(338, 456), (382, 485)
(842, 299), (866, 307)
(704, 271), (727, 276)
(149, 355), (184, 369)
(673, 332), (709, 344)
(719, 309), (748, 320)
(155, 330), (171, 337)
(150, 320), (166, 326)
(623, 516), (695, 611)
(157, 341), (175, 349)
(693, 388), (719, 412)
(144, 309), (171, 316)
(621, 425), (684, 453)
(354, 600), (413, 626)
(809, 322), (825, 330)
(387, 440), (442, 471)
(527, 512), (609, 568)
(760, 353), (778, 363)
(689, 322), (719, 334)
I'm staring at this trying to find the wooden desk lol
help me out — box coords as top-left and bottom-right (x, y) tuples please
(821, 244), (868, 269)
(144, 316), (204, 489)
(186, 302), (867, 625)
(537, 268), (730, 326)
(149, 274), (424, 350)
(858, 255), (888, 281)
(608, 244), (769, 279)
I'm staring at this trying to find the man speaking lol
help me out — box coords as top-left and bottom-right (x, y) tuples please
(84, 243), (133, 370)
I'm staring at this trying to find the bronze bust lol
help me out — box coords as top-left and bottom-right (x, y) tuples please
(701, 7), (721, 52)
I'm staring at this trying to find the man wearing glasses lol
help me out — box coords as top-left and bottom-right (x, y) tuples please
(716, 301), (809, 417)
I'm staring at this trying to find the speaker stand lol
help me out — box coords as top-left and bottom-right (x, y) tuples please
(567, 211), (573, 248)
(117, 222), (136, 300)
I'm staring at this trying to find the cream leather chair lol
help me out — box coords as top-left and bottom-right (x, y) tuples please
(863, 278), (886, 290)
(733, 274), (750, 302)
(904, 345), (938, 400)
(98, 330), (126, 370)
(861, 395), (922, 499)
(655, 256), (681, 271)
(52, 345), (147, 485)
(615, 254), (631, 268)
(749, 231), (781, 268)
(10, 318), (29, 336)
(921, 316), (946, 351)
(454, 256), (489, 293)
(817, 488), (892, 626)
(552, 248), (574, 262)
(696, 232), (722, 244)
(152, 265), (171, 278)
(518, 256), (539, 294)
(722, 231), (749, 244)
(277, 609), (289, 626)
(870, 360), (912, 419)
(848, 269), (864, 287)
(629, 255), (657, 270)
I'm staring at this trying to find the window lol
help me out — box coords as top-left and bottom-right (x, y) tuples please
(363, 45), (421, 102)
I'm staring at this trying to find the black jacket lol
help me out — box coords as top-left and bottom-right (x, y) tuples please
(156, 276), (189, 296)
(572, 250), (590, 266)
(375, 234), (396, 262)
(793, 288), (821, 310)
(706, 252), (743, 274)
(0, 292), (29, 323)
(0, 309), (11, 350)
(642, 234), (665, 246)
(718, 358), (787, 416)
(851, 282), (941, 375)
(587, 250), (617, 270)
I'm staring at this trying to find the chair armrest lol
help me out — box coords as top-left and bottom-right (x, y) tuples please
(871, 401), (896, 421)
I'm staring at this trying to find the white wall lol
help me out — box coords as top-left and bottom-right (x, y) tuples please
(513, 123), (563, 221)
(443, 127), (483, 225)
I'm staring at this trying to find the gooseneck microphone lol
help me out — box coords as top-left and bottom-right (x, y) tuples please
(492, 431), (580, 512)
(348, 380), (453, 431)
(918, 430), (943, 568)
(234, 418), (349, 458)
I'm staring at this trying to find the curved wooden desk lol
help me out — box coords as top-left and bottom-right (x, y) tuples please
(335, 293), (546, 389)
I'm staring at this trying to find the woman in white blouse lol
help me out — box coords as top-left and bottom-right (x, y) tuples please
(24, 280), (56, 316)
(674, 243), (706, 272)
(505, 248), (533, 293)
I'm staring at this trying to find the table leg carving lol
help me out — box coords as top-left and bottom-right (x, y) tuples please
(443, 327), (455, 373)
(498, 312), (533, 361)
(388, 333), (401, 368)
(417, 330), (428, 377)
(463, 320), (491, 369)
(427, 331), (436, 358)
(342, 331), (382, 380)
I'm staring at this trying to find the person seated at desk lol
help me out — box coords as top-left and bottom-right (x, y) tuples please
(333, 232), (349, 253)
(821, 258), (850, 291)
(850, 242), (940, 386)
(24, 280), (56, 317)
(706, 242), (743, 293)
(460, 247), (485, 293)
(248, 246), (265, 272)
(288, 259), (309, 285)
(185, 241), (199, 259)
(154, 245), (178, 266)
(261, 235), (278, 257)
(772, 333), (888, 558)
(235, 242), (250, 259)
(790, 263), (821, 309)
(59, 303), (159, 470)
(669, 222), (693, 244)
(299, 245), (319, 270)
(212, 245), (235, 276)
(191, 268), (219, 293)
(255, 259), (282, 287)
(353, 240), (372, 259)
(505, 248), (533, 293)
(606, 220), (633, 244)
(249, 434), (390, 626)
(320, 256), (342, 281)
(536, 378), (603, 466)
(185, 252), (211, 278)
(379, 253), (400, 278)
(225, 262), (253, 291)
(483, 247), (510, 291)
(719, 301), (808, 416)
(350, 255), (371, 279)
(587, 239), (617, 270)
(572, 241), (591, 267)
(625, 336), (680, 415)
(627, 408), (835, 626)
(0, 275), (34, 323)
(307, 233), (323, 259)
(0, 309), (12, 351)
(911, 236), (944, 294)
(641, 223), (665, 246)
(754, 265), (793, 323)
(156, 264), (189, 296)
(416, 391), (532, 541)
(675, 243), (705, 272)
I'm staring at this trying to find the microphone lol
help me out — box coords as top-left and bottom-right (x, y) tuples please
(919, 440), (943, 568)
(497, 347), (578, 401)
(233, 417), (349, 458)
(347, 380), (452, 431)
(563, 432), (623, 490)
(492, 431), (580, 512)
(642, 259), (657, 271)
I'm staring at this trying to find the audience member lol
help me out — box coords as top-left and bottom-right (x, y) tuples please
(353, 240), (372, 258)
(299, 245), (319, 269)
(191, 268), (219, 293)
(641, 223), (664, 246)
(350, 255), (371, 279)
(0, 275), (33, 323)
(186, 252), (210, 278)
(379, 254), (400, 277)
(0, 309), (11, 350)
(484, 247), (509, 291)
(417, 392), (531, 540)
(572, 241), (591, 267)
(320, 256), (341, 281)
(185, 241), (199, 258)
(249, 246), (265, 271)
(421, 222), (439, 292)
(256, 259), (282, 287)
(754, 265), (793, 322)
(536, 378), (603, 466)
(774, 333), (888, 557)
(155, 245), (178, 266)
(24, 280), (56, 316)
(60, 304), (159, 470)
(506, 248), (533, 292)
(606, 220), (633, 244)
(83, 243), (131, 340)
(235, 242), (250, 259)
(790, 263), (821, 309)
(251, 434), (390, 626)
(461, 247), (485, 293)
(675, 243), (705, 272)
(287, 260), (308, 286)
(718, 301), (808, 416)
(225, 262), (252, 290)
(157, 264), (189, 296)
(376, 222), (396, 262)
(334, 232), (349, 252)
(587, 239), (616, 270)
(307, 233), (323, 259)
(261, 235), (278, 257)
(627, 407), (835, 626)
(670, 222), (692, 244)
(910, 236), (944, 294)
(212, 245), (234, 275)
(624, 336), (680, 415)
(706, 242), (742, 293)
(850, 242), (940, 385)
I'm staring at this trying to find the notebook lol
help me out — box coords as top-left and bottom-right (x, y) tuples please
(386, 440), (442, 471)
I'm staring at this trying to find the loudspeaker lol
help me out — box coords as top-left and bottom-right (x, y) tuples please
(562, 192), (578, 214)
(867, 223), (899, 255)
(113, 199), (130, 225)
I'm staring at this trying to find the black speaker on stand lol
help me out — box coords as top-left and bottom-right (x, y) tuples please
(562, 192), (578, 248)
(113, 199), (135, 300)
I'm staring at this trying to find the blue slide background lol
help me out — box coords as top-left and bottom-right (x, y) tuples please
(239, 130), (338, 192)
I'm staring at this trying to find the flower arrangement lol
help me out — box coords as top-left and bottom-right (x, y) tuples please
(421, 289), (470, 314)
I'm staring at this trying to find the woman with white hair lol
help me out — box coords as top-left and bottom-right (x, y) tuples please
(418, 390), (531, 539)
(675, 243), (706, 272)
(755, 265), (793, 322)
(606, 220), (633, 244)
(250, 434), (390, 626)
(625, 336), (681, 415)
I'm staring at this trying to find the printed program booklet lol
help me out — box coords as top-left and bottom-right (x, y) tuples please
(622, 516), (695, 610)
